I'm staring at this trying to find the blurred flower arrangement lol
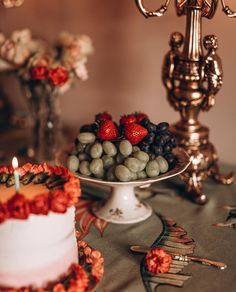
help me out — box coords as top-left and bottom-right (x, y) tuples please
(1, 0), (24, 8)
(0, 29), (93, 162)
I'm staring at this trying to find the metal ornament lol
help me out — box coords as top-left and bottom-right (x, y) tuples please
(135, 0), (235, 204)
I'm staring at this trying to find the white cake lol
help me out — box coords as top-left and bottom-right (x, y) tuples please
(0, 163), (81, 290)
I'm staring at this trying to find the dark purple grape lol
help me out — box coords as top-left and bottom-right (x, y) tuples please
(155, 136), (165, 146)
(147, 122), (157, 133)
(144, 132), (155, 144)
(161, 131), (172, 143)
(164, 143), (173, 153)
(164, 153), (176, 168)
(80, 124), (92, 133)
(151, 145), (163, 156)
(139, 141), (150, 152)
(170, 136), (177, 147)
(156, 122), (169, 133)
(140, 118), (150, 127)
(91, 123), (100, 132)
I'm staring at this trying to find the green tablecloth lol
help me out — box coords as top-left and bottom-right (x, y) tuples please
(83, 168), (236, 292)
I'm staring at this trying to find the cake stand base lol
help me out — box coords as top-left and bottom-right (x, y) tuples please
(92, 185), (152, 224)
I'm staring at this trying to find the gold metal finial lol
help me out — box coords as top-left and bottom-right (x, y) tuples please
(135, 0), (171, 18)
(221, 0), (236, 17)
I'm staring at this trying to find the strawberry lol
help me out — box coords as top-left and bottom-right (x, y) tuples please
(97, 120), (119, 141)
(135, 112), (149, 124)
(120, 114), (137, 126)
(95, 111), (112, 122)
(124, 123), (148, 145)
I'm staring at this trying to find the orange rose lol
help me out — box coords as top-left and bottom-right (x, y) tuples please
(68, 264), (89, 292)
(50, 190), (69, 213)
(31, 66), (48, 81)
(145, 248), (172, 274)
(30, 194), (49, 215)
(48, 67), (69, 87)
(7, 194), (30, 220)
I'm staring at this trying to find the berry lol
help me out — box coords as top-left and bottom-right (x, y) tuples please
(164, 143), (173, 153)
(97, 120), (119, 141)
(152, 145), (163, 156)
(140, 118), (150, 128)
(80, 124), (92, 133)
(156, 122), (169, 133)
(164, 153), (176, 169)
(120, 114), (137, 126)
(135, 112), (149, 123)
(155, 136), (165, 146)
(124, 123), (148, 145)
(146, 122), (157, 133)
(139, 141), (150, 152)
(91, 123), (100, 133)
(144, 132), (155, 144)
(95, 111), (112, 122)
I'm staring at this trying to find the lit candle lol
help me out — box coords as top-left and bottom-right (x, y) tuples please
(12, 157), (20, 193)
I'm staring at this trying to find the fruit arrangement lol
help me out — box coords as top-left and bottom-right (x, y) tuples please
(67, 112), (177, 182)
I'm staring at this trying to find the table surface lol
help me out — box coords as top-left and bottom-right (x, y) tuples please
(83, 165), (236, 292)
(1, 129), (236, 292)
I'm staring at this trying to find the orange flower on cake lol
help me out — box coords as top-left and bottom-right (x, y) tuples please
(30, 194), (49, 215)
(145, 248), (172, 274)
(7, 194), (30, 219)
(0, 203), (8, 223)
(50, 190), (69, 213)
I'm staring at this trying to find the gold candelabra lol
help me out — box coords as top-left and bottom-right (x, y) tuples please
(135, 0), (235, 204)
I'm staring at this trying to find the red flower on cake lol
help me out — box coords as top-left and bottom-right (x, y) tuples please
(31, 66), (48, 81)
(145, 248), (172, 274)
(0, 203), (8, 223)
(68, 264), (89, 292)
(53, 166), (69, 178)
(50, 190), (69, 213)
(52, 283), (66, 292)
(0, 166), (9, 174)
(30, 194), (49, 215)
(64, 178), (81, 207)
(7, 194), (30, 220)
(48, 67), (69, 86)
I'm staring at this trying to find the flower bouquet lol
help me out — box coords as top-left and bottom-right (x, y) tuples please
(0, 29), (93, 162)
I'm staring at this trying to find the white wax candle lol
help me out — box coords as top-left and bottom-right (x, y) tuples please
(12, 157), (20, 193)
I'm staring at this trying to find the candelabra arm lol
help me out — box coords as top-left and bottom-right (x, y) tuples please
(221, 0), (236, 17)
(135, 0), (171, 18)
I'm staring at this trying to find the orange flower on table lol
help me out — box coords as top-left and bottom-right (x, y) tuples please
(86, 250), (104, 281)
(48, 67), (69, 87)
(0, 203), (8, 223)
(31, 66), (48, 81)
(145, 248), (172, 274)
(30, 194), (49, 215)
(7, 194), (30, 220)
(68, 264), (89, 292)
(50, 190), (69, 213)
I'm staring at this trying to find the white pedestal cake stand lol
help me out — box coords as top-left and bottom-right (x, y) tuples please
(77, 148), (190, 224)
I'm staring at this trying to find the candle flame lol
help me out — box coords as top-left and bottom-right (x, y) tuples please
(12, 157), (19, 169)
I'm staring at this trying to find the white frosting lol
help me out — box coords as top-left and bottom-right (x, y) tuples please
(0, 207), (78, 289)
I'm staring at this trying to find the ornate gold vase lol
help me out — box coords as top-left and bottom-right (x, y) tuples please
(135, 0), (236, 204)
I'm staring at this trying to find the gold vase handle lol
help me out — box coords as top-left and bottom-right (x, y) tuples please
(221, 0), (236, 18)
(135, 0), (171, 18)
